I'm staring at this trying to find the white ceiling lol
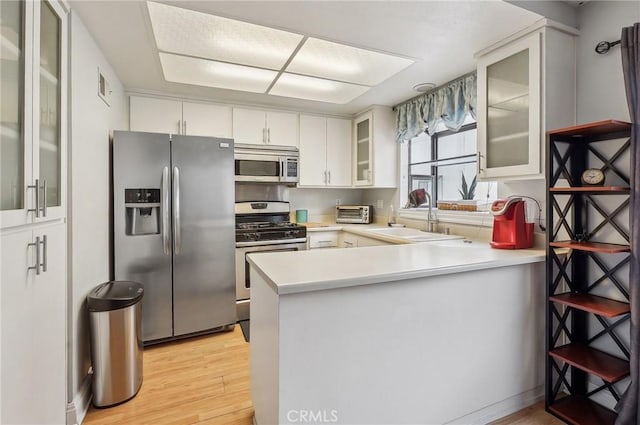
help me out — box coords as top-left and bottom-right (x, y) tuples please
(70, 0), (543, 116)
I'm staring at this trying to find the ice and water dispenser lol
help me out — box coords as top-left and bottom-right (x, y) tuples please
(124, 188), (161, 235)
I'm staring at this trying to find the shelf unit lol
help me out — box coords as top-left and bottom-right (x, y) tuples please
(546, 120), (632, 425)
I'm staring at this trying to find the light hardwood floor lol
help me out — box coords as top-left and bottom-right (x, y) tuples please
(83, 327), (561, 425)
(83, 326), (253, 425)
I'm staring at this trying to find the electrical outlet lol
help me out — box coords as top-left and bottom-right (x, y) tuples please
(376, 199), (384, 209)
(335, 199), (342, 206)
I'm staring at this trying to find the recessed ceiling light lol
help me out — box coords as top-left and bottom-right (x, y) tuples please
(147, 1), (414, 104)
(413, 83), (436, 93)
(270, 73), (370, 104)
(148, 2), (304, 70)
(287, 38), (414, 86)
(159, 53), (278, 93)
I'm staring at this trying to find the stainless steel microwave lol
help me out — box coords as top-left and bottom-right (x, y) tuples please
(234, 144), (299, 184)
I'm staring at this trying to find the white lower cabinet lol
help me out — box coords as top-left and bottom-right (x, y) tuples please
(1, 221), (66, 425)
(338, 231), (389, 248)
(308, 231), (339, 249)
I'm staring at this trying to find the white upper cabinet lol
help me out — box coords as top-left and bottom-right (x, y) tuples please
(1, 0), (68, 229)
(353, 106), (397, 188)
(130, 96), (182, 134)
(232, 107), (298, 147)
(130, 96), (233, 138)
(266, 111), (298, 147)
(299, 115), (327, 186)
(325, 118), (352, 187)
(299, 115), (351, 187)
(476, 22), (577, 180)
(182, 102), (232, 138)
(232, 107), (267, 145)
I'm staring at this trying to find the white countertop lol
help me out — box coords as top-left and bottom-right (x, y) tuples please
(248, 237), (545, 295)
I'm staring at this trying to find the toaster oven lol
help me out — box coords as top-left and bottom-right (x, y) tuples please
(335, 205), (373, 224)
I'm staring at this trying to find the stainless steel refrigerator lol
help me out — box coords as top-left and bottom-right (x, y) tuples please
(112, 130), (236, 343)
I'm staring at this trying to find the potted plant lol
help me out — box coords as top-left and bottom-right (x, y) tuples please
(437, 172), (479, 211)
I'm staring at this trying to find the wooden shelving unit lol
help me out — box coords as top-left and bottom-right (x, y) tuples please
(549, 241), (630, 253)
(546, 120), (632, 423)
(549, 395), (617, 425)
(549, 186), (630, 193)
(549, 293), (630, 317)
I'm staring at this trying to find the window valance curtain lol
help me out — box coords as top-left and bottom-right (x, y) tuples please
(395, 72), (477, 143)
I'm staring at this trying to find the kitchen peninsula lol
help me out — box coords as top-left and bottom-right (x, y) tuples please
(249, 239), (546, 425)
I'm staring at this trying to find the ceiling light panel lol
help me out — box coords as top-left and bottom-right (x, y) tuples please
(286, 38), (414, 86)
(147, 2), (304, 70)
(159, 52), (278, 93)
(269, 73), (370, 104)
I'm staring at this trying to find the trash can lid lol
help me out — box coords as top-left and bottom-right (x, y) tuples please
(87, 281), (144, 312)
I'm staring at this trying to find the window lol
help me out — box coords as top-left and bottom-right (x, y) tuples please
(405, 122), (496, 209)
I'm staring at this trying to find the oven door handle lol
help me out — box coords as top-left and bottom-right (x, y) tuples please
(235, 238), (307, 248)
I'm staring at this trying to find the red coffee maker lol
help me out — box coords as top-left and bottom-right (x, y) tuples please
(490, 197), (534, 249)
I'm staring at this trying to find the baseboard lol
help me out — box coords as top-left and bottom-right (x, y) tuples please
(444, 385), (544, 425)
(66, 375), (92, 425)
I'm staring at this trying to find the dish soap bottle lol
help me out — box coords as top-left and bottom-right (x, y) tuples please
(387, 204), (396, 226)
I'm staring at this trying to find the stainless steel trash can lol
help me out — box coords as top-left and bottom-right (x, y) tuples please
(87, 281), (144, 407)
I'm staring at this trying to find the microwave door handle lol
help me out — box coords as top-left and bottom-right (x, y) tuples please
(280, 158), (285, 180)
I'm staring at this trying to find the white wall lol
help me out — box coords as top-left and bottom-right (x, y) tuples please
(288, 188), (364, 222)
(576, 1), (636, 123)
(68, 10), (126, 422)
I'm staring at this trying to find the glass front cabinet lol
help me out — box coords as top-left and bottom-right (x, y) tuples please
(1, 0), (67, 228)
(477, 31), (541, 179)
(352, 106), (397, 188)
(476, 23), (578, 181)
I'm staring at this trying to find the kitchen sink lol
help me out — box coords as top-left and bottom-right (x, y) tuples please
(366, 227), (464, 243)
(404, 234), (464, 242)
(367, 227), (426, 237)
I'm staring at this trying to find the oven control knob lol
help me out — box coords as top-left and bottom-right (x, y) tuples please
(284, 230), (295, 238)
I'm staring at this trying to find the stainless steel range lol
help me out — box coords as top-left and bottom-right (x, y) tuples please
(235, 201), (307, 320)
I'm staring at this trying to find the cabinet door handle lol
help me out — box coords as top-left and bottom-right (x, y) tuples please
(267, 128), (271, 144)
(262, 128), (266, 144)
(41, 235), (47, 272)
(41, 180), (47, 217)
(324, 170), (327, 184)
(183, 120), (187, 135)
(28, 236), (41, 275)
(28, 179), (40, 217)
(477, 151), (483, 175)
(177, 120), (181, 135)
(328, 170), (331, 184)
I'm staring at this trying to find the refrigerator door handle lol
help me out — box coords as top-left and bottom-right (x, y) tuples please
(173, 166), (181, 255)
(162, 166), (170, 255)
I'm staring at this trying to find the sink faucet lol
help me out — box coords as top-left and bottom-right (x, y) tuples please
(424, 192), (438, 233)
